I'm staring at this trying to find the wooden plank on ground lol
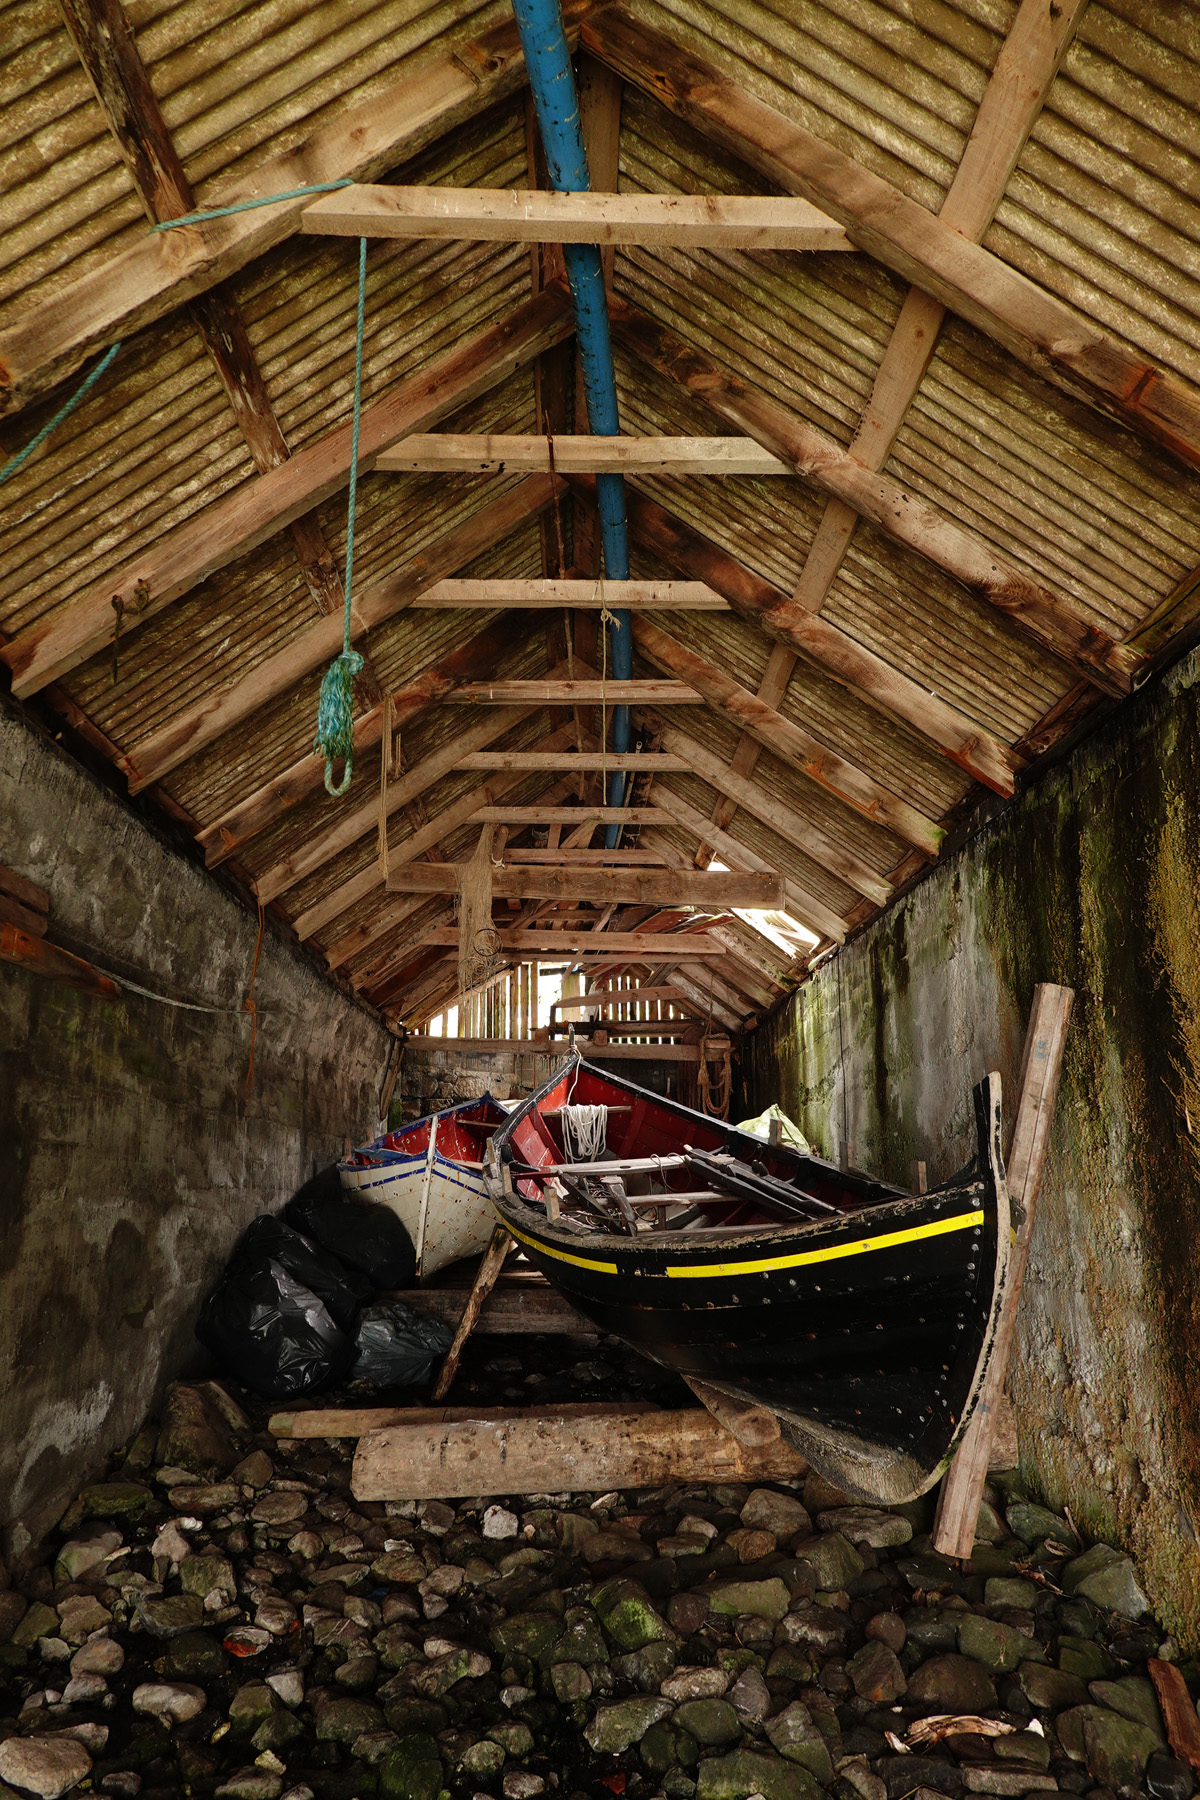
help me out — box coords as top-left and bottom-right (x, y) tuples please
(352, 1405), (807, 1499)
(1149, 1660), (1200, 1777)
(304, 185), (852, 249)
(932, 983), (1074, 1558)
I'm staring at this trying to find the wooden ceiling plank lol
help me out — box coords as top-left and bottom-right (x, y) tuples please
(0, 5), (592, 416)
(58, 0), (350, 624)
(415, 930), (724, 953)
(3, 290), (573, 699)
(196, 613), (520, 867)
(446, 679), (701, 703)
(377, 435), (788, 474)
(302, 186), (852, 250)
(612, 303), (1140, 696)
(583, 5), (1200, 476)
(632, 617), (942, 857)
(470, 806), (674, 824)
(619, 481), (1020, 796)
(455, 752), (690, 772)
(382, 864), (785, 907)
(413, 578), (727, 608)
(125, 479), (558, 792)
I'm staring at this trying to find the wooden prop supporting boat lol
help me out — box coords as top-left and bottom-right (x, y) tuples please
(484, 1057), (1010, 1505)
(340, 1095), (508, 1278)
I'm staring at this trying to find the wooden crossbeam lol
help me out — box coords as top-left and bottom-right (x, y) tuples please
(454, 752), (690, 772)
(411, 578), (727, 609)
(612, 304), (1140, 697)
(0, 5), (586, 415)
(377, 435), (788, 474)
(2, 289), (573, 698)
(398, 1040), (719, 1063)
(381, 865), (784, 907)
(303, 185), (852, 250)
(645, 798), (845, 944)
(124, 479), (560, 793)
(446, 680), (701, 704)
(632, 617), (942, 858)
(502, 848), (667, 863)
(415, 930), (721, 954)
(554, 986), (693, 1011)
(469, 806), (673, 825)
(583, 6), (1200, 475)
(616, 480), (1021, 797)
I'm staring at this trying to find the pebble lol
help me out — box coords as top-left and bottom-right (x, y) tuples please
(0, 1736), (93, 1799)
(482, 1505), (520, 1539)
(131, 1680), (207, 1721)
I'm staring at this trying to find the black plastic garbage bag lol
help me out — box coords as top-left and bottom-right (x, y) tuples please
(285, 1167), (416, 1291)
(348, 1299), (454, 1389)
(196, 1250), (355, 1400)
(237, 1214), (371, 1330)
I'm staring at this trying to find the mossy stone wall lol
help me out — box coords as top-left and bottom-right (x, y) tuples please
(744, 647), (1200, 1646)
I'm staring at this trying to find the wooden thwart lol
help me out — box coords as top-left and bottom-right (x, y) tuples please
(932, 983), (1074, 1558)
(352, 1405), (807, 1500)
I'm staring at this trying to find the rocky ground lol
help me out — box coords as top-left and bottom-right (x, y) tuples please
(0, 1334), (1194, 1800)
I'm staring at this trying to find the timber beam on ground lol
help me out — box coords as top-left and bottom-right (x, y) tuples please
(124, 481), (562, 792)
(377, 436), (789, 476)
(632, 618), (942, 858)
(2, 288), (574, 698)
(637, 714), (891, 907)
(611, 304), (1140, 697)
(302, 185), (851, 250)
(0, 5), (590, 415)
(615, 481), (1021, 797)
(410, 578), (727, 609)
(582, 6), (1200, 476)
(380, 865), (785, 906)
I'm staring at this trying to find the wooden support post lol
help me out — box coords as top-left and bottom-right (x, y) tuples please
(932, 983), (1074, 1557)
(910, 1159), (928, 1195)
(431, 1225), (515, 1402)
(352, 1405), (807, 1500)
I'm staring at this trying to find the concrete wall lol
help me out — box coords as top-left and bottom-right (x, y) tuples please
(744, 646), (1200, 1647)
(0, 707), (390, 1561)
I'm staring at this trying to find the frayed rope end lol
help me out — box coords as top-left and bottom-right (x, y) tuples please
(314, 648), (364, 797)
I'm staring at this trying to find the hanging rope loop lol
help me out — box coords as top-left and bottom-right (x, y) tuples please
(314, 234), (368, 797)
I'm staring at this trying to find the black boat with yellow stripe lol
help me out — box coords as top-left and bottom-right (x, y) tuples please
(484, 1055), (1010, 1505)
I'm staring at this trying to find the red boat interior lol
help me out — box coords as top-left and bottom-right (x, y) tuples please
(507, 1064), (871, 1233)
(352, 1097), (507, 1166)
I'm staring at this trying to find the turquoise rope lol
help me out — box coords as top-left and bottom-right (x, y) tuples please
(150, 179), (354, 231)
(0, 342), (122, 489)
(313, 235), (368, 798)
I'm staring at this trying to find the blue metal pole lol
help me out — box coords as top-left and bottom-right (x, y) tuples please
(510, 0), (632, 845)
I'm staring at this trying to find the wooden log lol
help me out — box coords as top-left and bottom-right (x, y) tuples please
(431, 1226), (514, 1402)
(932, 984), (1074, 1558)
(446, 680), (702, 704)
(126, 480), (559, 792)
(353, 1405), (807, 1499)
(616, 479), (1020, 797)
(1148, 1660), (1200, 1778)
(633, 617), (942, 859)
(378, 436), (789, 475)
(0, 924), (121, 999)
(582, 6), (1200, 476)
(611, 304), (1139, 697)
(684, 1378), (782, 1448)
(271, 1399), (650, 1438)
(411, 578), (727, 609)
(383, 860), (781, 907)
(3, 289), (573, 698)
(303, 185), (852, 249)
(0, 4), (587, 416)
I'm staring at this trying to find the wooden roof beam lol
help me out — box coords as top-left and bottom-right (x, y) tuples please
(616, 480), (1020, 797)
(583, 5), (1200, 475)
(611, 303), (1140, 697)
(125, 477), (561, 792)
(0, 6), (589, 415)
(377, 436), (788, 475)
(380, 864), (784, 908)
(414, 930), (725, 955)
(411, 578), (726, 608)
(455, 751), (690, 772)
(640, 812), (847, 945)
(632, 616), (942, 858)
(446, 679), (702, 704)
(2, 288), (573, 698)
(197, 611), (524, 867)
(468, 806), (674, 825)
(303, 186), (851, 250)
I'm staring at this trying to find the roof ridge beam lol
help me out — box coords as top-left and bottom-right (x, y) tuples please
(582, 4), (1200, 476)
(3, 287), (574, 698)
(610, 301), (1140, 696)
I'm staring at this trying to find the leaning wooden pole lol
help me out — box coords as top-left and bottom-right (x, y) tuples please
(431, 1225), (514, 1402)
(932, 983), (1074, 1557)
